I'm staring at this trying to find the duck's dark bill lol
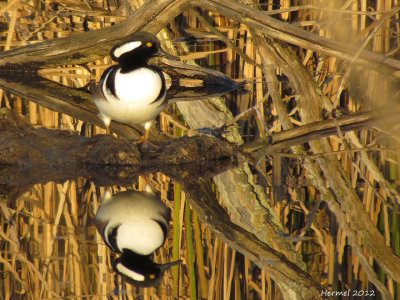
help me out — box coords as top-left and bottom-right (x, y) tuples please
(159, 259), (183, 270)
(156, 48), (181, 61)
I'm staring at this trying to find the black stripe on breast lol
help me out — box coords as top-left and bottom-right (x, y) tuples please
(148, 66), (167, 106)
(105, 224), (121, 253)
(104, 66), (119, 99)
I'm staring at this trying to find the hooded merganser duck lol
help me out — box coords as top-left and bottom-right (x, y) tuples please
(94, 186), (171, 255)
(95, 187), (180, 286)
(92, 32), (179, 142)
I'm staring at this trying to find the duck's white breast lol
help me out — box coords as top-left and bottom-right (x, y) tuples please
(114, 68), (162, 104)
(97, 67), (166, 125)
(117, 220), (165, 255)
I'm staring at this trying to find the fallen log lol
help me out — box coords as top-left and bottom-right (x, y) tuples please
(0, 108), (236, 196)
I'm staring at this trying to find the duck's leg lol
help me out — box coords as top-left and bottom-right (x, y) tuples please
(135, 131), (149, 144)
(99, 113), (112, 134)
(143, 176), (154, 194)
(136, 121), (158, 148)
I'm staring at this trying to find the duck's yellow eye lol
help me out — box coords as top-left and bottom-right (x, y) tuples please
(149, 274), (156, 279)
(146, 42), (152, 47)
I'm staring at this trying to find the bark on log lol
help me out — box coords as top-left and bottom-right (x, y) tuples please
(0, 108), (236, 190)
(0, 108), (235, 166)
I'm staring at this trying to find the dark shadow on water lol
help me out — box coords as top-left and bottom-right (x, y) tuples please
(0, 158), (237, 204)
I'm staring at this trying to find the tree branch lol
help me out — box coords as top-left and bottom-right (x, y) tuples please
(1, 0), (399, 74)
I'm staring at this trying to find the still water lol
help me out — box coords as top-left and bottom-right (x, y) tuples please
(1, 1), (400, 299)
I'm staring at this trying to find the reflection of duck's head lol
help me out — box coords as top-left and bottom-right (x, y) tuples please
(94, 186), (171, 255)
(113, 250), (181, 287)
(92, 31), (179, 140)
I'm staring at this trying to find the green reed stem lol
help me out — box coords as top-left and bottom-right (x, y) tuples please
(185, 198), (197, 300)
(193, 210), (208, 299)
(172, 183), (181, 298)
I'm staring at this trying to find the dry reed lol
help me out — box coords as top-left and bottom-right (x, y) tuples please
(0, 0), (399, 299)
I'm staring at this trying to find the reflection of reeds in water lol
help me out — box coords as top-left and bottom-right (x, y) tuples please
(1, 0), (400, 299)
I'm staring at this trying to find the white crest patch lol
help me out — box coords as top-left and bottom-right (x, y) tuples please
(116, 263), (145, 281)
(113, 41), (142, 58)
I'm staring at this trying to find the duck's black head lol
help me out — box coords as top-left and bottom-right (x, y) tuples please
(113, 250), (181, 287)
(110, 32), (178, 71)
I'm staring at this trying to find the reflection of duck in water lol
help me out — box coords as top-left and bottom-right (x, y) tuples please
(114, 249), (181, 287)
(92, 32), (179, 143)
(95, 186), (180, 286)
